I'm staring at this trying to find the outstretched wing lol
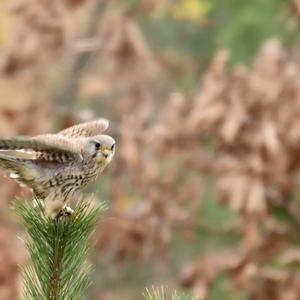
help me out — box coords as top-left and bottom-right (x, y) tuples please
(58, 119), (109, 138)
(0, 134), (82, 162)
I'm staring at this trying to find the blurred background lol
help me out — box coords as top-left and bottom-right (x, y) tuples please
(0, 0), (300, 299)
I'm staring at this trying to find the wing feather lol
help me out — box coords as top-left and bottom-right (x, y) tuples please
(0, 135), (82, 161)
(58, 119), (109, 138)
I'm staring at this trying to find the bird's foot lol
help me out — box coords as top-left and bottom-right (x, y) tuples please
(55, 206), (75, 222)
(64, 206), (74, 215)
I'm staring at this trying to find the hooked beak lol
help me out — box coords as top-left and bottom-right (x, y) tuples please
(101, 148), (111, 159)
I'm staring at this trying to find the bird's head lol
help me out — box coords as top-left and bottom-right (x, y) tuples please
(89, 135), (115, 165)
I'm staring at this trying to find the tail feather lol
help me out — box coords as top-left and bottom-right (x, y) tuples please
(0, 153), (37, 186)
(0, 153), (23, 170)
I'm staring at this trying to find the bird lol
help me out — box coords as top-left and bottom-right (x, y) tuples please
(0, 118), (115, 218)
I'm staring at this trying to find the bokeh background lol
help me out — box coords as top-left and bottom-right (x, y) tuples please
(0, 0), (300, 299)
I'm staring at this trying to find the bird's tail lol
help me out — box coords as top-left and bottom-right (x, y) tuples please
(0, 152), (23, 170)
(0, 152), (36, 184)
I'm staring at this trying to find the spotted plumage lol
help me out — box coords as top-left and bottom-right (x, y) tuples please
(0, 119), (115, 218)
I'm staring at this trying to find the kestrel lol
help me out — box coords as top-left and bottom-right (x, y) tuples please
(0, 119), (115, 218)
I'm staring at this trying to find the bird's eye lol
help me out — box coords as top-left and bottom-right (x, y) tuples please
(95, 142), (101, 149)
(111, 144), (115, 150)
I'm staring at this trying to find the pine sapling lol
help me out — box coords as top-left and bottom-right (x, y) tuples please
(13, 198), (106, 300)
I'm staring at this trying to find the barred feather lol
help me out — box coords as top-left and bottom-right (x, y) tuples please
(58, 119), (109, 138)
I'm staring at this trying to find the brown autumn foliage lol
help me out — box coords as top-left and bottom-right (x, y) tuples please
(0, 0), (299, 299)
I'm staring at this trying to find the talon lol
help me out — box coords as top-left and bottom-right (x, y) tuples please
(65, 206), (76, 222)
(54, 206), (75, 222)
(65, 206), (74, 215)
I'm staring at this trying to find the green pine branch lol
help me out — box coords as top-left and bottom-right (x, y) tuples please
(13, 198), (106, 300)
(144, 286), (200, 300)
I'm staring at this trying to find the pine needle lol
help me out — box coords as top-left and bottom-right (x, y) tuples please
(143, 286), (200, 300)
(13, 198), (106, 300)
